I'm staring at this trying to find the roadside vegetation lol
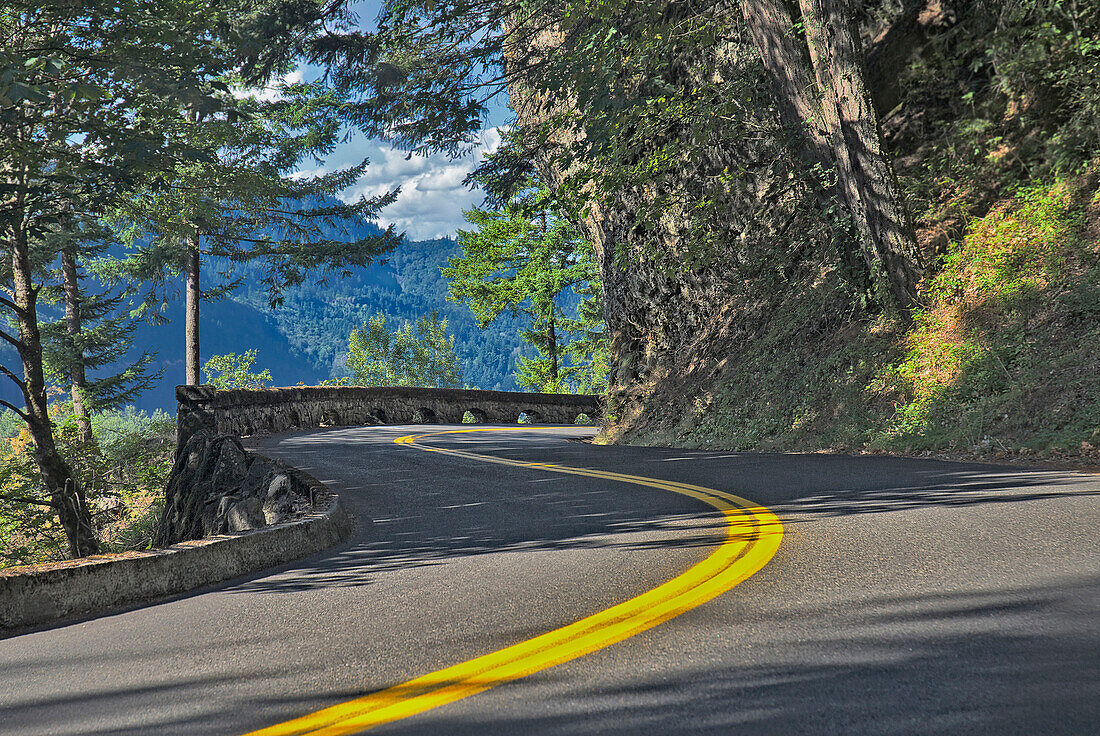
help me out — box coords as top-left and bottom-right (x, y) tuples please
(0, 405), (173, 568)
(328, 311), (465, 389)
(445, 169), (608, 394)
(202, 350), (274, 391)
(622, 174), (1100, 464)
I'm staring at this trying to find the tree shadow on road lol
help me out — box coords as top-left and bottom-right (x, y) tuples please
(375, 573), (1100, 736)
(229, 441), (1098, 596)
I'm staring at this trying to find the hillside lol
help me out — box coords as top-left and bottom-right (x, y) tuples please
(491, 0), (1100, 465)
(604, 173), (1100, 466)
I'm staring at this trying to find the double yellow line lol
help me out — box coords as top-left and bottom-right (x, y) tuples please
(246, 428), (783, 736)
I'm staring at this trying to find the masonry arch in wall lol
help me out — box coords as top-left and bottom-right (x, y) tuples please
(518, 409), (543, 424)
(413, 407), (438, 424)
(464, 408), (487, 424)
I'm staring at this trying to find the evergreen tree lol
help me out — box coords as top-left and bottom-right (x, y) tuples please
(105, 75), (400, 385)
(0, 0), (379, 557)
(1, 0), (255, 556)
(443, 180), (603, 393)
(40, 216), (159, 444)
(565, 279), (610, 395)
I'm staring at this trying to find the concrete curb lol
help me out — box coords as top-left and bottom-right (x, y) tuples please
(0, 455), (353, 634)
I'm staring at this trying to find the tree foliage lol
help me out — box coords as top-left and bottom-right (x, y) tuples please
(342, 312), (464, 388)
(105, 79), (402, 311)
(0, 0), (398, 558)
(39, 223), (160, 415)
(444, 178), (606, 393)
(99, 51), (402, 385)
(202, 350), (273, 390)
(1, 0), (270, 556)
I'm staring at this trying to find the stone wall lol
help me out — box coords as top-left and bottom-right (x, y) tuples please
(176, 385), (602, 438)
(1, 461), (350, 633)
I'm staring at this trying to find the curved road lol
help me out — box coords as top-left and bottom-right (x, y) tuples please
(2, 425), (1098, 735)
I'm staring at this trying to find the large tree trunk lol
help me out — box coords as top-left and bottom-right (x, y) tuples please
(797, 0), (922, 308)
(61, 247), (93, 444)
(10, 218), (99, 557)
(739, 0), (922, 308)
(185, 242), (200, 385)
(735, 0), (831, 168)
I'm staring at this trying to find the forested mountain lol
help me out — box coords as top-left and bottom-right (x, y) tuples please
(132, 233), (527, 411)
(0, 232), (528, 415)
(230, 233), (527, 392)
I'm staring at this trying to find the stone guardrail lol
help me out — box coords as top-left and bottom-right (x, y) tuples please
(0, 459), (352, 635)
(176, 384), (603, 437)
(1, 386), (599, 634)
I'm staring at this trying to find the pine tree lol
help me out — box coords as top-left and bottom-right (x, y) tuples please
(105, 76), (400, 385)
(443, 179), (603, 393)
(39, 216), (159, 445)
(1, 0), (358, 557)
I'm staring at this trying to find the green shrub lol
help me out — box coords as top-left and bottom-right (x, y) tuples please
(0, 406), (174, 568)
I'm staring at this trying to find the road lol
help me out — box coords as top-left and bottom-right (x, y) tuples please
(2, 425), (1098, 735)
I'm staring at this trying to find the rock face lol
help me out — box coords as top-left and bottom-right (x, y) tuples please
(504, 21), (759, 412)
(155, 418), (311, 546)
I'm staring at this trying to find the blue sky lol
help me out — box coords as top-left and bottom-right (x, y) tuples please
(296, 1), (512, 240)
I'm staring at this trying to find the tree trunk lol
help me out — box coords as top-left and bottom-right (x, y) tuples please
(10, 219), (99, 557)
(735, 0), (866, 284)
(736, 0), (831, 169)
(739, 0), (922, 308)
(547, 307), (559, 386)
(797, 0), (922, 308)
(185, 242), (201, 385)
(61, 247), (93, 444)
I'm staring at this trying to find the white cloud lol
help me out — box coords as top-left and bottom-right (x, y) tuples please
(339, 127), (505, 240)
(232, 66), (310, 103)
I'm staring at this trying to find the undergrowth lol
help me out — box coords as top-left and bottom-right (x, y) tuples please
(612, 172), (1100, 464)
(0, 405), (174, 569)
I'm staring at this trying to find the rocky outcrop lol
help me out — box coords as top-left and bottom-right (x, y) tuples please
(155, 417), (312, 546)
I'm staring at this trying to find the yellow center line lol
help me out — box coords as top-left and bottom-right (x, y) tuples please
(244, 427), (784, 736)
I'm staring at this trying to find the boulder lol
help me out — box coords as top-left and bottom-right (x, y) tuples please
(262, 475), (294, 525)
(156, 430), (310, 546)
(228, 497), (266, 532)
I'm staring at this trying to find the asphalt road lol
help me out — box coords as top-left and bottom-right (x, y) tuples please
(2, 425), (1098, 735)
